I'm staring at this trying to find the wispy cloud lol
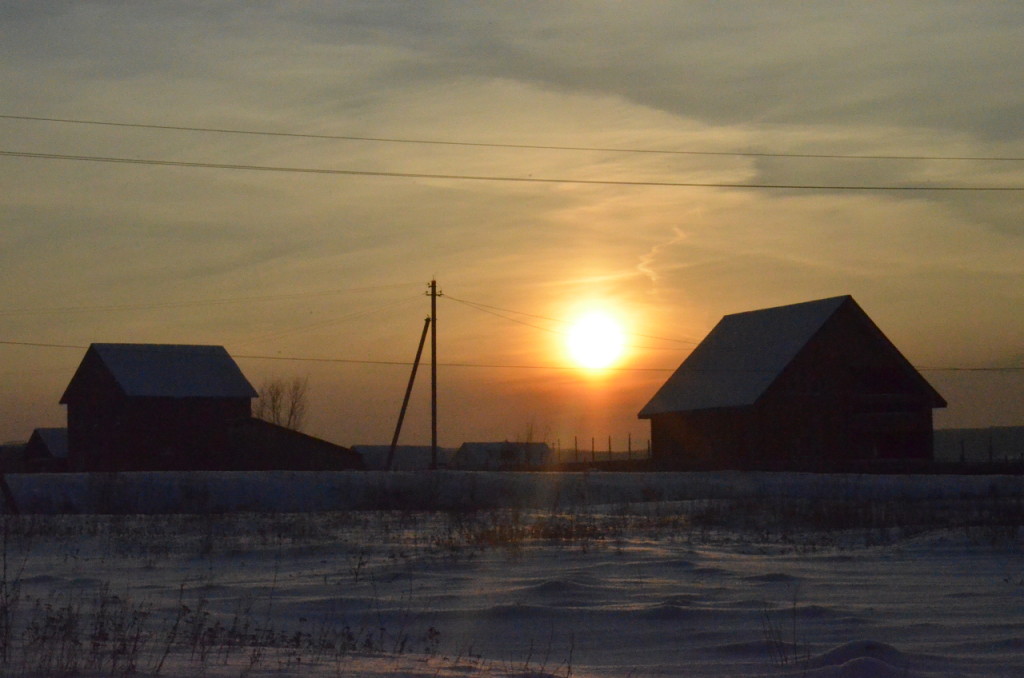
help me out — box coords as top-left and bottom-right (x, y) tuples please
(1, 1), (1023, 442)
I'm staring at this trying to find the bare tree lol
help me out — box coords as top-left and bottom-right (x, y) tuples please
(253, 376), (309, 431)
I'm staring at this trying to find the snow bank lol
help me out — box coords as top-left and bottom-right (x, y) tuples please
(801, 641), (911, 677)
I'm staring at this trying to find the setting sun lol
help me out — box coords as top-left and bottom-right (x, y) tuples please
(566, 311), (626, 370)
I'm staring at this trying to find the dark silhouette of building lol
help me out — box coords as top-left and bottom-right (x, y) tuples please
(639, 296), (946, 470)
(228, 417), (363, 471)
(451, 442), (553, 470)
(61, 344), (257, 471)
(23, 427), (69, 472)
(59, 343), (359, 471)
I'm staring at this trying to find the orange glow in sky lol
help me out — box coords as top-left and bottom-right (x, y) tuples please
(1, 5), (1023, 447)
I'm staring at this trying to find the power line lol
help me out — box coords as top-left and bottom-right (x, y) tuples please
(0, 341), (86, 350)
(448, 296), (674, 353)
(233, 353), (670, 372)
(444, 296), (569, 337)
(917, 366), (1024, 372)
(230, 295), (424, 349)
(444, 294), (699, 344)
(4, 149), (1022, 191)
(0, 283), (421, 317)
(1, 340), (1020, 373)
(4, 113), (1024, 162)
(444, 295), (694, 352)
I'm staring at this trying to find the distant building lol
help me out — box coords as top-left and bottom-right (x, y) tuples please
(59, 343), (358, 472)
(451, 442), (553, 471)
(23, 427), (69, 472)
(639, 296), (946, 470)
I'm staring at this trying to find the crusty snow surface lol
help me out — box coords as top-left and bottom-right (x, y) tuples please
(2, 470), (1022, 677)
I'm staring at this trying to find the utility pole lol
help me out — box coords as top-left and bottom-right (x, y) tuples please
(428, 279), (442, 469)
(387, 316), (431, 471)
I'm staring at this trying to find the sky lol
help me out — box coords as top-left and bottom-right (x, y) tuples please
(2, 2), (1023, 448)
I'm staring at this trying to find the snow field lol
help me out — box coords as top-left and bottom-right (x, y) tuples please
(0, 471), (1022, 676)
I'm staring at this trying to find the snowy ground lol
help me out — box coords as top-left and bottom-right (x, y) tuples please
(1, 471), (1022, 677)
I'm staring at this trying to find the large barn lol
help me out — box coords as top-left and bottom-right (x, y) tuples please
(59, 343), (360, 472)
(638, 296), (946, 470)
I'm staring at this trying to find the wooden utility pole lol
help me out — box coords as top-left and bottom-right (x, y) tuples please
(428, 279), (442, 469)
(387, 316), (431, 471)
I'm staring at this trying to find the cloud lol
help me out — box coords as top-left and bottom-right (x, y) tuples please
(2, 2), (1023, 442)
(314, 3), (1024, 141)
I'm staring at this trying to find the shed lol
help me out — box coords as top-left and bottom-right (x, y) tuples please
(24, 427), (69, 472)
(639, 296), (946, 470)
(60, 343), (258, 471)
(227, 418), (364, 471)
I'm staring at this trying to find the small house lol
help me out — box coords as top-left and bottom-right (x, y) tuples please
(58, 343), (360, 472)
(639, 296), (946, 470)
(60, 343), (258, 471)
(451, 442), (553, 471)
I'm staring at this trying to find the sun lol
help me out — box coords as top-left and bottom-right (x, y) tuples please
(566, 311), (626, 370)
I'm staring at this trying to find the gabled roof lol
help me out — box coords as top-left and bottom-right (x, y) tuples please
(29, 427), (69, 459)
(640, 295), (869, 417)
(61, 343), (257, 402)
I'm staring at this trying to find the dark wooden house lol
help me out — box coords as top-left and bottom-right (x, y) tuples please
(638, 296), (946, 470)
(61, 343), (258, 471)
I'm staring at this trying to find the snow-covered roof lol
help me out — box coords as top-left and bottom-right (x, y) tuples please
(639, 296), (852, 417)
(62, 343), (258, 400)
